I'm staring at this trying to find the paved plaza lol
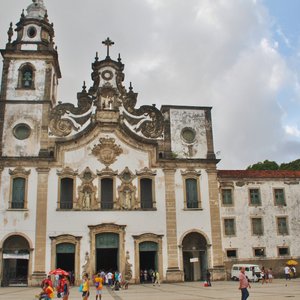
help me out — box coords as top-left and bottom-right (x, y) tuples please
(0, 279), (299, 300)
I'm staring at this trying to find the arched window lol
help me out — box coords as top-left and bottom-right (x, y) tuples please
(101, 178), (113, 209)
(140, 178), (153, 209)
(60, 178), (73, 209)
(11, 177), (26, 209)
(18, 63), (35, 89)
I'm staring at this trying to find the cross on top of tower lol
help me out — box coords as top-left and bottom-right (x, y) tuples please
(102, 37), (114, 58)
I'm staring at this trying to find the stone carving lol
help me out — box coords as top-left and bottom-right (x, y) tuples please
(121, 88), (164, 139)
(92, 137), (123, 166)
(124, 251), (132, 281)
(82, 251), (90, 275)
(49, 88), (93, 137)
(48, 43), (164, 140)
(117, 182), (137, 210)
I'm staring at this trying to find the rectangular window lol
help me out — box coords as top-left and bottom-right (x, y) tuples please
(274, 189), (286, 206)
(60, 178), (73, 209)
(252, 218), (263, 235)
(278, 247), (289, 256)
(226, 249), (237, 258)
(101, 178), (113, 209)
(253, 248), (265, 257)
(224, 218), (235, 236)
(222, 189), (233, 205)
(277, 217), (288, 235)
(11, 177), (26, 209)
(249, 188), (261, 205)
(186, 178), (198, 208)
(140, 178), (153, 209)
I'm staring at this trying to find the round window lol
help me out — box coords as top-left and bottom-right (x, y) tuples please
(13, 123), (31, 140)
(27, 26), (37, 38)
(181, 127), (196, 143)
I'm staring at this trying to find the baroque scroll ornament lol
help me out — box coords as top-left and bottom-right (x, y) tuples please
(91, 137), (123, 166)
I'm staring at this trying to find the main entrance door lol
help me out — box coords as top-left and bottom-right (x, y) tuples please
(56, 243), (75, 273)
(139, 241), (158, 282)
(2, 235), (30, 287)
(96, 233), (119, 272)
(182, 232), (208, 281)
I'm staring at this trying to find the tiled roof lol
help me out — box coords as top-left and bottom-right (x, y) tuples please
(218, 170), (300, 179)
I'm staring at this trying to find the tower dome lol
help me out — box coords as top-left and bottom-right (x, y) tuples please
(26, 0), (47, 20)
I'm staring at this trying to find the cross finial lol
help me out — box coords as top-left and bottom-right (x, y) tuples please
(102, 37), (114, 58)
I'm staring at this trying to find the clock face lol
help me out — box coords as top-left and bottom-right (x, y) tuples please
(181, 127), (196, 144)
(27, 26), (37, 38)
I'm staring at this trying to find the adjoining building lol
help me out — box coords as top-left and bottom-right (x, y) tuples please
(0, 0), (299, 287)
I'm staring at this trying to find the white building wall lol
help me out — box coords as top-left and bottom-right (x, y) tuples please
(220, 179), (300, 261)
(2, 104), (42, 156)
(169, 109), (208, 159)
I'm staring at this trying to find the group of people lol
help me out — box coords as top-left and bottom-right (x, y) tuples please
(259, 266), (273, 284)
(38, 274), (70, 300)
(140, 269), (160, 285)
(79, 270), (130, 300)
(284, 265), (297, 280)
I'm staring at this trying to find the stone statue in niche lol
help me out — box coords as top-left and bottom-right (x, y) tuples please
(82, 191), (91, 209)
(122, 189), (132, 209)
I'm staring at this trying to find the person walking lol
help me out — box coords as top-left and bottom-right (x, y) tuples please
(82, 273), (90, 300)
(239, 266), (251, 300)
(206, 269), (212, 287)
(94, 273), (103, 300)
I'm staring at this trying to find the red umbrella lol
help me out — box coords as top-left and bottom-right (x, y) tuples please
(49, 268), (69, 276)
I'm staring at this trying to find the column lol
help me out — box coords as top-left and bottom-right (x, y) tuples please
(163, 168), (183, 282)
(207, 168), (225, 280)
(31, 167), (50, 285)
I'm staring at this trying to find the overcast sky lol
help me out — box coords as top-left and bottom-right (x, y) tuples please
(1, 0), (300, 169)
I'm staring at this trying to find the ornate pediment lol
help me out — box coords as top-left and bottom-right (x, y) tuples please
(48, 39), (164, 140)
(136, 167), (157, 177)
(9, 166), (31, 176)
(118, 167), (136, 183)
(91, 137), (123, 166)
(79, 167), (96, 183)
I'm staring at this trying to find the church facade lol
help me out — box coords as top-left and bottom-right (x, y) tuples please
(0, 0), (299, 287)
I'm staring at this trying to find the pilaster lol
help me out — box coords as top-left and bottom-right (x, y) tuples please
(32, 167), (50, 285)
(207, 168), (225, 279)
(163, 168), (183, 282)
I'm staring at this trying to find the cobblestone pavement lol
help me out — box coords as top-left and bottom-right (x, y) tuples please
(0, 279), (299, 300)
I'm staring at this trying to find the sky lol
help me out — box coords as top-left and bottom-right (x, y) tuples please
(0, 0), (300, 169)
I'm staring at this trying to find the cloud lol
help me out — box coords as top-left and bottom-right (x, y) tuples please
(0, 0), (300, 169)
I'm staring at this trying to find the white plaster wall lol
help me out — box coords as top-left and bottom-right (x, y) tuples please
(2, 104), (42, 156)
(220, 180), (300, 260)
(46, 135), (170, 276)
(169, 109), (208, 159)
(6, 59), (46, 101)
(0, 168), (38, 267)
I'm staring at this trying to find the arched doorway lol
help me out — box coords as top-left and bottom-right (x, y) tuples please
(139, 241), (157, 283)
(182, 232), (208, 281)
(96, 233), (119, 272)
(56, 243), (75, 274)
(2, 235), (30, 286)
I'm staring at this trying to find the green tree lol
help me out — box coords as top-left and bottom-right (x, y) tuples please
(279, 159), (300, 170)
(247, 160), (279, 170)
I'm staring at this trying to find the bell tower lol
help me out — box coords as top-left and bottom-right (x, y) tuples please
(0, 0), (61, 157)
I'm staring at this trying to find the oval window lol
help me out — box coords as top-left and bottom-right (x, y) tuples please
(181, 127), (196, 144)
(13, 123), (31, 140)
(27, 26), (37, 38)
